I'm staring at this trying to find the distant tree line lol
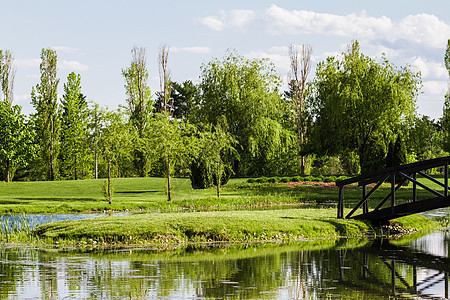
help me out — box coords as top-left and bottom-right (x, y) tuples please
(1, 40), (450, 198)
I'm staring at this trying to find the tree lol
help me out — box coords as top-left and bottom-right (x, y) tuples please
(0, 49), (15, 105)
(443, 40), (450, 152)
(98, 109), (133, 204)
(88, 101), (102, 179)
(198, 118), (236, 197)
(308, 41), (420, 174)
(195, 50), (295, 176)
(60, 72), (91, 179)
(288, 44), (312, 175)
(149, 113), (195, 201)
(31, 48), (60, 180)
(0, 102), (36, 182)
(157, 45), (171, 114)
(154, 80), (198, 121)
(122, 46), (154, 177)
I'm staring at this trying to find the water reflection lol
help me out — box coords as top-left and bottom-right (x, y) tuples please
(0, 232), (449, 299)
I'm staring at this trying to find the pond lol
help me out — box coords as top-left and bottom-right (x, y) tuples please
(1, 228), (449, 299)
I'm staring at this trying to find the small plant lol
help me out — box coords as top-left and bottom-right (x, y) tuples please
(101, 179), (115, 203)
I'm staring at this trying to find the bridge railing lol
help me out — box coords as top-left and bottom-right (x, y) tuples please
(335, 156), (450, 219)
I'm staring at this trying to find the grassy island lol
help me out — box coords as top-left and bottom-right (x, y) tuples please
(0, 177), (443, 247)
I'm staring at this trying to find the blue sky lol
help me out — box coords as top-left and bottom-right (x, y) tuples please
(2, 0), (450, 119)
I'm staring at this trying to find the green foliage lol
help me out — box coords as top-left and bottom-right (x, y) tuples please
(0, 102), (36, 181)
(194, 49), (296, 176)
(191, 118), (237, 196)
(148, 113), (197, 200)
(31, 48), (61, 180)
(60, 72), (91, 179)
(98, 108), (134, 203)
(0, 49), (15, 104)
(309, 41), (420, 174)
(122, 47), (154, 177)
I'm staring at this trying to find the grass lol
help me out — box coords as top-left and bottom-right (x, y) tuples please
(0, 176), (445, 246)
(0, 176), (445, 214)
(32, 208), (437, 247)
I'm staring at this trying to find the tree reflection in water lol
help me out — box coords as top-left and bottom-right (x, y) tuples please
(0, 231), (449, 299)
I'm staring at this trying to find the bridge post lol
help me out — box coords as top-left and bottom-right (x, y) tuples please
(338, 186), (344, 218)
(362, 185), (368, 214)
(445, 163), (448, 197)
(413, 173), (417, 202)
(391, 172), (396, 214)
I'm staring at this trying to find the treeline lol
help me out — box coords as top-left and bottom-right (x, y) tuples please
(1, 41), (450, 190)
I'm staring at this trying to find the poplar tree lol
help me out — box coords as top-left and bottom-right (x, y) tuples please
(31, 48), (60, 180)
(122, 47), (153, 176)
(0, 49), (15, 105)
(60, 72), (90, 179)
(442, 39), (450, 152)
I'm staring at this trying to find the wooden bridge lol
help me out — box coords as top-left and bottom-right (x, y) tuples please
(336, 156), (450, 223)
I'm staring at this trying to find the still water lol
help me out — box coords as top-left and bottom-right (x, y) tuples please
(1, 229), (449, 299)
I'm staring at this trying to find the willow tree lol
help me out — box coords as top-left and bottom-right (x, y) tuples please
(309, 41), (420, 173)
(122, 46), (153, 176)
(195, 50), (295, 176)
(0, 49), (15, 105)
(31, 48), (60, 180)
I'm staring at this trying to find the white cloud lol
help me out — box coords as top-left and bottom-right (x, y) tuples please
(200, 5), (450, 49)
(60, 60), (89, 71)
(51, 46), (79, 54)
(421, 80), (448, 98)
(171, 47), (212, 54)
(199, 15), (225, 31)
(199, 9), (255, 31)
(411, 57), (447, 80)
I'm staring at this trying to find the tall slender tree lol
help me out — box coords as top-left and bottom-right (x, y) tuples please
(158, 45), (171, 114)
(442, 39), (450, 152)
(60, 72), (90, 179)
(289, 44), (312, 175)
(88, 102), (102, 179)
(0, 49), (15, 105)
(122, 46), (153, 176)
(31, 48), (60, 180)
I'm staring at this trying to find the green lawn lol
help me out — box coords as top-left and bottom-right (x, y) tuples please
(0, 176), (446, 214)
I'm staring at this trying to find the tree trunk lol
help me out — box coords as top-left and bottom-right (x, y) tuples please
(5, 160), (10, 182)
(94, 150), (98, 179)
(108, 158), (112, 204)
(167, 154), (171, 201)
(217, 163), (220, 198)
(50, 117), (55, 181)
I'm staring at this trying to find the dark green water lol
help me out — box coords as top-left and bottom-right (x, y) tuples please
(1, 230), (449, 299)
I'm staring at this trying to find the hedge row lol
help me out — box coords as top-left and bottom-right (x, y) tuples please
(247, 175), (351, 184)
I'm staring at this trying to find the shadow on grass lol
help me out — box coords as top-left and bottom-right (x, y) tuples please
(115, 191), (159, 194)
(0, 200), (30, 205)
(15, 197), (98, 202)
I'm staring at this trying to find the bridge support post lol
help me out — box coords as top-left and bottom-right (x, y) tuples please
(362, 185), (368, 214)
(338, 186), (344, 218)
(391, 173), (395, 215)
(413, 173), (417, 202)
(445, 163), (448, 197)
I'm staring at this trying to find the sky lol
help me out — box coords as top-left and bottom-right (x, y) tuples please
(2, 0), (450, 119)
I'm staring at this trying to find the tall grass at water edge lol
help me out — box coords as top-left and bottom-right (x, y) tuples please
(0, 214), (55, 242)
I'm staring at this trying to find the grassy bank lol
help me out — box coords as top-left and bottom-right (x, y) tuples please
(31, 208), (438, 247)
